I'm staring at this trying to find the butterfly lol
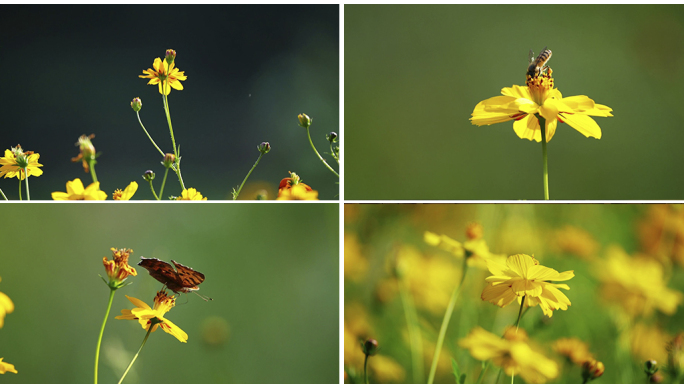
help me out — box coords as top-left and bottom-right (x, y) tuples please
(138, 257), (212, 300)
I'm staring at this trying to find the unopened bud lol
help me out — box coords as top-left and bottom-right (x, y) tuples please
(143, 170), (155, 182)
(165, 49), (176, 64)
(645, 360), (659, 376)
(258, 142), (271, 154)
(77, 134), (96, 159)
(298, 113), (311, 129)
(582, 359), (605, 381)
(131, 97), (142, 112)
(163, 153), (176, 168)
(256, 190), (268, 200)
(327, 132), (338, 143)
(466, 223), (484, 240)
(362, 339), (379, 356)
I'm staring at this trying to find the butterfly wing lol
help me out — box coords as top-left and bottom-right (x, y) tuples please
(138, 257), (183, 292)
(171, 260), (205, 292)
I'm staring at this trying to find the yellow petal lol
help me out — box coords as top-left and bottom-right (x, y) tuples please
(125, 295), (152, 310)
(51, 191), (70, 200)
(160, 318), (188, 343)
(470, 96), (518, 126)
(66, 179), (85, 195)
(501, 85), (532, 100)
(559, 113), (602, 139)
(481, 283), (517, 307)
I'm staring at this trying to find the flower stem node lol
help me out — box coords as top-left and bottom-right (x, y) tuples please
(298, 113), (312, 129)
(131, 97), (142, 112)
(362, 339), (379, 356)
(327, 132), (338, 143)
(165, 49), (176, 65)
(645, 360), (659, 376)
(582, 359), (605, 382)
(258, 142), (271, 154)
(143, 170), (155, 182)
(163, 153), (176, 169)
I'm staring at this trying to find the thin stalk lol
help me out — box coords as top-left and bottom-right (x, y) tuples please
(136, 111), (165, 157)
(23, 168), (30, 200)
(306, 127), (339, 177)
(514, 296), (526, 332)
(474, 361), (490, 384)
(233, 153), (264, 200)
(147, 180), (160, 200)
(89, 159), (98, 183)
(538, 114), (549, 200)
(398, 275), (424, 383)
(159, 168), (170, 200)
(18, 178), (21, 200)
(161, 81), (185, 190)
(364, 354), (369, 384)
(0, 188), (7, 200)
(94, 289), (115, 384)
(330, 142), (339, 164)
(117, 327), (153, 384)
(427, 258), (469, 384)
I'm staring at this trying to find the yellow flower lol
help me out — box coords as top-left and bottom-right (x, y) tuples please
(0, 277), (14, 328)
(481, 254), (574, 317)
(102, 248), (137, 288)
(424, 230), (506, 269)
(344, 233), (368, 281)
(176, 188), (207, 201)
(552, 337), (594, 365)
(598, 245), (683, 317)
(471, 68), (612, 142)
(276, 184), (319, 200)
(630, 322), (669, 364)
(552, 225), (599, 261)
(460, 327), (558, 384)
(112, 182), (138, 200)
(0, 146), (43, 180)
(0, 358), (17, 374)
(115, 291), (188, 343)
(139, 57), (187, 95)
(51, 178), (107, 200)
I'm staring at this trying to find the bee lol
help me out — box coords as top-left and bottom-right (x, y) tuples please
(527, 47), (552, 78)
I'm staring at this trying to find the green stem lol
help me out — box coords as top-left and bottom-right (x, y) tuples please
(515, 296), (526, 332)
(148, 180), (160, 200)
(233, 153), (264, 200)
(23, 168), (30, 200)
(538, 114), (549, 200)
(159, 168), (170, 200)
(398, 274), (424, 384)
(136, 111), (165, 157)
(18, 178), (21, 200)
(94, 289), (116, 384)
(427, 258), (469, 384)
(117, 327), (153, 384)
(0, 188), (7, 200)
(474, 361), (490, 384)
(364, 354), (369, 384)
(89, 159), (98, 183)
(306, 127), (339, 177)
(162, 81), (185, 190)
(330, 142), (339, 164)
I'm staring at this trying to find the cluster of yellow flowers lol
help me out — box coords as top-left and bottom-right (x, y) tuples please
(0, 49), (337, 201)
(0, 277), (17, 374)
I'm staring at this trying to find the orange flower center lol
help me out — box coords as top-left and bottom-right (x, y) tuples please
(526, 68), (555, 106)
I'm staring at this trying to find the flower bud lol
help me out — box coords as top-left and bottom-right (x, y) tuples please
(165, 49), (176, 64)
(327, 132), (338, 143)
(77, 134), (96, 159)
(163, 153), (176, 168)
(466, 223), (484, 240)
(362, 339), (379, 356)
(582, 359), (605, 381)
(651, 372), (664, 383)
(256, 190), (268, 200)
(143, 170), (155, 182)
(645, 360), (659, 376)
(298, 113), (312, 129)
(258, 142), (271, 154)
(130, 97), (142, 112)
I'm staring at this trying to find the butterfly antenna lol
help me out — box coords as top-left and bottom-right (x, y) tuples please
(193, 291), (213, 302)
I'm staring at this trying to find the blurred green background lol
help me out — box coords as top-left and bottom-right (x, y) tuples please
(0, 203), (338, 383)
(345, 204), (684, 384)
(0, 5), (339, 200)
(345, 5), (684, 200)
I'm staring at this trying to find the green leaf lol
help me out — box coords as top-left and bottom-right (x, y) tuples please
(451, 359), (467, 384)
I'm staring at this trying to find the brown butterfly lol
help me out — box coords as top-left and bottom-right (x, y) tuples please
(138, 257), (212, 301)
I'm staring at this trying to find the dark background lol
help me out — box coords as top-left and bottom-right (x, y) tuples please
(0, 203), (338, 383)
(346, 5), (684, 200)
(0, 5), (339, 200)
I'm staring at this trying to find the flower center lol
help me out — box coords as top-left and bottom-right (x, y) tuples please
(526, 68), (555, 106)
